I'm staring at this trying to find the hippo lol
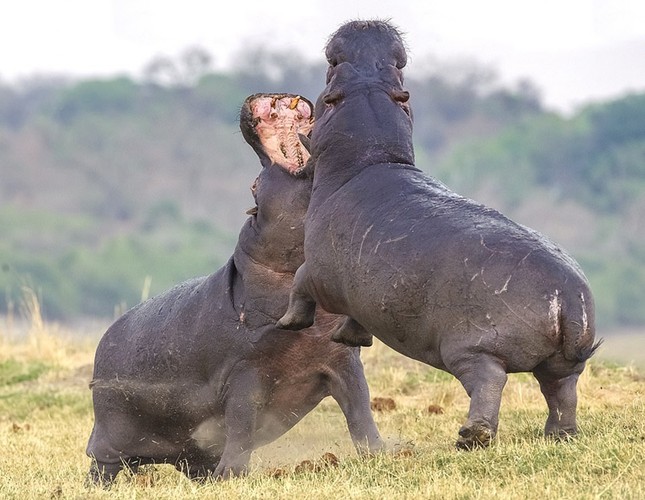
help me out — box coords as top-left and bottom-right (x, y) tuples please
(277, 20), (601, 449)
(85, 93), (384, 486)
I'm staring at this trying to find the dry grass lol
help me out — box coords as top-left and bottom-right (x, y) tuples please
(1, 299), (644, 499)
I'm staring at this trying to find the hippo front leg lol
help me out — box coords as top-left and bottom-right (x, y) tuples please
(330, 354), (385, 455)
(214, 374), (260, 479)
(451, 355), (508, 450)
(277, 263), (317, 330)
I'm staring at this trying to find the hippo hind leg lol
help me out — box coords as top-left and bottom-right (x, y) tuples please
(331, 317), (373, 347)
(277, 263), (316, 330)
(533, 368), (581, 440)
(451, 354), (508, 450)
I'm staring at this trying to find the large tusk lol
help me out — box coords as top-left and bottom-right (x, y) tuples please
(289, 96), (301, 109)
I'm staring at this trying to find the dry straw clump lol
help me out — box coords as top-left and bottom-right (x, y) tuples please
(1, 286), (95, 370)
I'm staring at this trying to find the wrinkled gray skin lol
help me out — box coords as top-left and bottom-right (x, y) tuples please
(86, 93), (383, 486)
(277, 20), (601, 449)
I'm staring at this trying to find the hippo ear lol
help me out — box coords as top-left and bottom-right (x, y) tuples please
(298, 133), (311, 154)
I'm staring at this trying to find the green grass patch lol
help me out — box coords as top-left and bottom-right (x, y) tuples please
(0, 359), (50, 386)
(0, 388), (91, 421)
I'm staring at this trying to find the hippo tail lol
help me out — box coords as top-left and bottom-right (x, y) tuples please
(559, 289), (602, 363)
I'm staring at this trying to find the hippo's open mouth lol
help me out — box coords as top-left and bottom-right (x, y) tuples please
(249, 94), (314, 174)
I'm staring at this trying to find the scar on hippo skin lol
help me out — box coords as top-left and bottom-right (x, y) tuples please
(85, 93), (384, 487)
(277, 19), (601, 451)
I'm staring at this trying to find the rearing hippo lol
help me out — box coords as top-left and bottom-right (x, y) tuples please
(86, 93), (383, 485)
(277, 20), (601, 449)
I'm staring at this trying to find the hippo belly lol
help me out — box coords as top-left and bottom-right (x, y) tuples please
(304, 164), (593, 373)
(87, 258), (383, 486)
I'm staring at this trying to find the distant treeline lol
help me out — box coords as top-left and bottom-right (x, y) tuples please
(1, 47), (643, 328)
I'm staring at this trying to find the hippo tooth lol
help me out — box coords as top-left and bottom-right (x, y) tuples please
(296, 147), (304, 168)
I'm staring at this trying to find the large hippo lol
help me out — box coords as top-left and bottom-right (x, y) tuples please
(277, 20), (601, 449)
(86, 93), (384, 485)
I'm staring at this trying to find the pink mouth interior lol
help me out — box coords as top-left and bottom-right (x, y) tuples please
(250, 95), (313, 174)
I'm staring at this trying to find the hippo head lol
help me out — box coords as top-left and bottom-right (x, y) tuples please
(237, 94), (315, 272)
(240, 93), (314, 175)
(321, 20), (410, 108)
(311, 20), (414, 168)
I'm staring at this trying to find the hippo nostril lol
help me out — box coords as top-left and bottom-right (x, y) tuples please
(323, 90), (344, 105)
(391, 90), (410, 103)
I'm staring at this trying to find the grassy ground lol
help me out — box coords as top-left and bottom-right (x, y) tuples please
(1, 306), (644, 499)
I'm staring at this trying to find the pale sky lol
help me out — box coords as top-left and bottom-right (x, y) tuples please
(2, 0), (645, 113)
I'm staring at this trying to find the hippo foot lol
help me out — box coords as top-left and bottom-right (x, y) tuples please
(331, 330), (373, 347)
(276, 299), (316, 330)
(85, 461), (124, 488)
(546, 428), (577, 443)
(174, 460), (218, 482)
(331, 318), (373, 347)
(455, 423), (494, 450)
(276, 311), (314, 331)
(213, 460), (249, 480)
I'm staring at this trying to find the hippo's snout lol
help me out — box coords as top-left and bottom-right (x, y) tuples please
(324, 61), (409, 109)
(321, 81), (410, 115)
